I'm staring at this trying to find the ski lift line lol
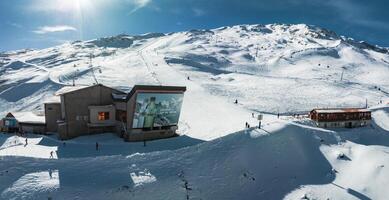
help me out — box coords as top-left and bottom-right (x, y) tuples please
(138, 48), (162, 85)
(141, 33), (216, 84)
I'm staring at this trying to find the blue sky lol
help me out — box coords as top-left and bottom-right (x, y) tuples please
(0, 0), (389, 51)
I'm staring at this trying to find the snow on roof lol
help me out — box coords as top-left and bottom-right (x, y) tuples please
(112, 93), (127, 101)
(44, 95), (61, 103)
(11, 112), (45, 124)
(312, 108), (370, 113)
(55, 85), (89, 96)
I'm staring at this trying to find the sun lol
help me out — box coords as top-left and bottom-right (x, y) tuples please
(55, 0), (92, 13)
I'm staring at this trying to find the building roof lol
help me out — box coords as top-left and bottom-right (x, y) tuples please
(55, 85), (89, 95)
(44, 95), (61, 104)
(56, 84), (186, 102)
(55, 84), (125, 96)
(312, 108), (370, 114)
(7, 111), (46, 124)
(5, 112), (14, 118)
(127, 85), (186, 100)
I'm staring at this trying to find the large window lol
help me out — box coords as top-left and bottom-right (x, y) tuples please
(98, 112), (110, 121)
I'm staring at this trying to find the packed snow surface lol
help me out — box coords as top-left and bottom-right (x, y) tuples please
(1, 23), (389, 199)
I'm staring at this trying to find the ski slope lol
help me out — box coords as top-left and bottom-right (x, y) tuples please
(1, 105), (389, 199)
(1, 23), (389, 199)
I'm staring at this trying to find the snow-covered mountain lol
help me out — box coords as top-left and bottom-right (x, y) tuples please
(1, 24), (389, 199)
(1, 24), (388, 115)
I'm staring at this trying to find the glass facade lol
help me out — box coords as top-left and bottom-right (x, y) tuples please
(132, 93), (184, 129)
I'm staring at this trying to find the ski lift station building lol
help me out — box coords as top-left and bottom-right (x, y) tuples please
(42, 84), (186, 141)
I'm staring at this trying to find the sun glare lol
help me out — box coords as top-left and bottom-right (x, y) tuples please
(33, 0), (94, 14)
(57, 0), (91, 13)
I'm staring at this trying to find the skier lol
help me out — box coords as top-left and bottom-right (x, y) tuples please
(277, 113), (280, 119)
(258, 121), (261, 129)
(235, 99), (238, 104)
(49, 151), (54, 159)
(96, 142), (99, 151)
(25, 138), (28, 146)
(252, 113), (254, 118)
(187, 76), (190, 80)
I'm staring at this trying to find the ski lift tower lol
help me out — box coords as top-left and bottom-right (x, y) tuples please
(89, 53), (102, 85)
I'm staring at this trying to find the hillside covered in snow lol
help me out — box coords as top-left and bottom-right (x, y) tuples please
(1, 23), (389, 199)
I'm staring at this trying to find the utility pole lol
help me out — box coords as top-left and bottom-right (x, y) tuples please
(89, 53), (93, 67)
(72, 64), (76, 86)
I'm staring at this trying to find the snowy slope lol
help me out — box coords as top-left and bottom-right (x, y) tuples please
(1, 105), (389, 199)
(1, 23), (389, 199)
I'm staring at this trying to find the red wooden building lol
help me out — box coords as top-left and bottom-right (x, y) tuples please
(309, 108), (371, 128)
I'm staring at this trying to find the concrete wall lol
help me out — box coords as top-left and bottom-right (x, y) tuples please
(59, 85), (118, 140)
(58, 123), (67, 139)
(20, 123), (46, 134)
(45, 103), (61, 132)
(114, 101), (126, 111)
(126, 93), (137, 130)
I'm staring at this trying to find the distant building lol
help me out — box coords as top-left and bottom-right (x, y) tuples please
(0, 112), (46, 133)
(0, 113), (18, 133)
(46, 84), (186, 141)
(309, 108), (371, 128)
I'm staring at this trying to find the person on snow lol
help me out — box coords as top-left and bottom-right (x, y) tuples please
(235, 99), (238, 104)
(96, 142), (99, 151)
(50, 151), (54, 159)
(25, 138), (28, 146)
